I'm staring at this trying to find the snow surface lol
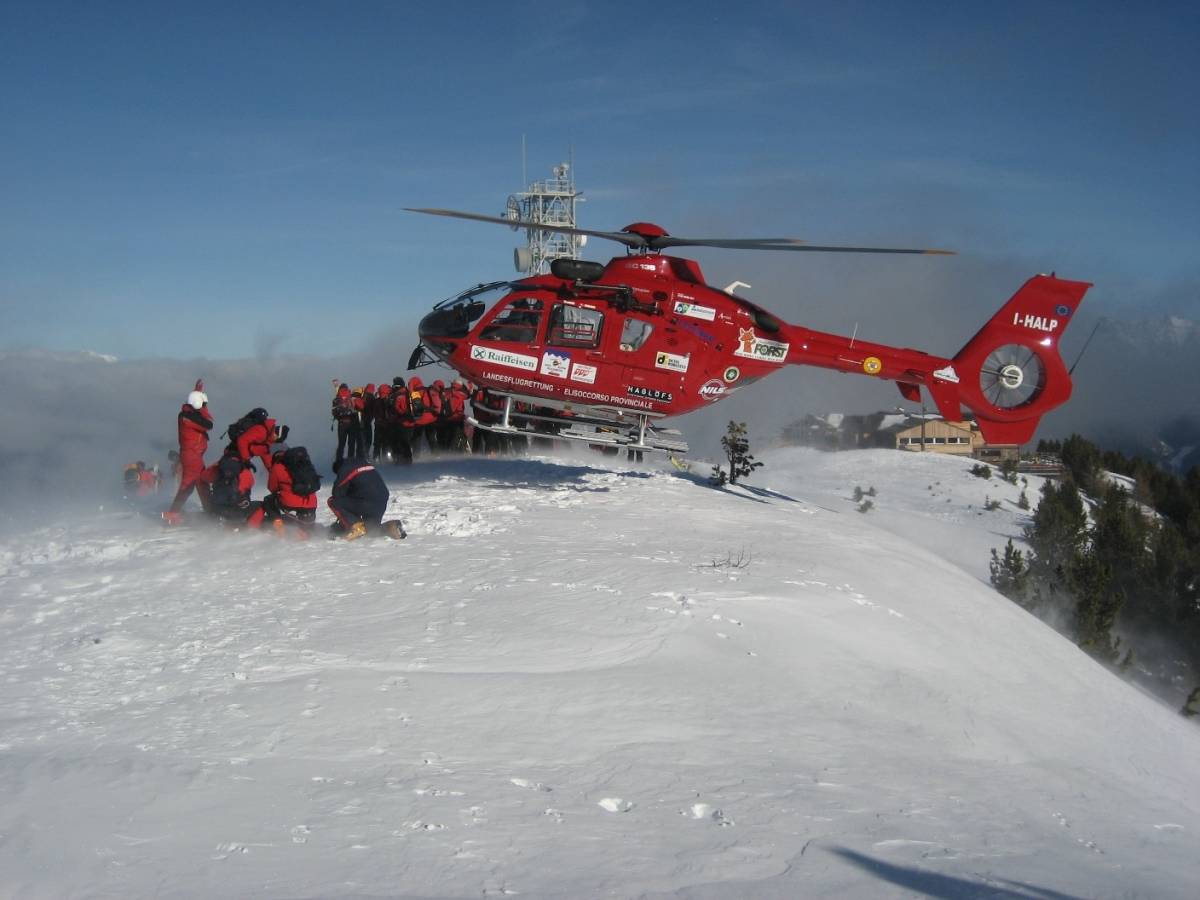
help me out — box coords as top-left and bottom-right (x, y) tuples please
(1, 447), (1198, 899)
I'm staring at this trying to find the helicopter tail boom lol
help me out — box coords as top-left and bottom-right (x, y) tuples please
(948, 274), (1092, 445)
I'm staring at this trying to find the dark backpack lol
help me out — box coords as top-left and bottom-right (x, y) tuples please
(281, 447), (321, 497)
(211, 454), (248, 508)
(227, 408), (268, 444)
(436, 389), (452, 420)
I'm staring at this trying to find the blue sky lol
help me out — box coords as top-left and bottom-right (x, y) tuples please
(2, 0), (1197, 360)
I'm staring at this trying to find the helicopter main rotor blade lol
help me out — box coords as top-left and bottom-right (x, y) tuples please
(653, 236), (954, 254)
(405, 207), (954, 256)
(404, 207), (649, 250)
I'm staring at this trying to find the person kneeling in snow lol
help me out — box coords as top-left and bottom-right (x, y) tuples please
(207, 448), (264, 530)
(263, 447), (320, 537)
(327, 456), (401, 540)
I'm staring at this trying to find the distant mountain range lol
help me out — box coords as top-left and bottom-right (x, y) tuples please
(1052, 313), (1199, 472)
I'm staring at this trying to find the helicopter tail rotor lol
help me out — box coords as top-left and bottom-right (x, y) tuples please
(947, 274), (1092, 444)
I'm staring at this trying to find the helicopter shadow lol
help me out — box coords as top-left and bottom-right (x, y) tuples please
(828, 847), (1086, 900)
(374, 454), (656, 493)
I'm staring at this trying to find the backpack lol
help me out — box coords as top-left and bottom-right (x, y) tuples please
(211, 454), (247, 508)
(392, 391), (409, 421)
(227, 408), (268, 444)
(331, 395), (355, 420)
(408, 389), (426, 419)
(436, 389), (452, 420)
(281, 447), (321, 497)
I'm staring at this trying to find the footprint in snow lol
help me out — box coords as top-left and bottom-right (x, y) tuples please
(683, 803), (733, 825)
(510, 777), (552, 792)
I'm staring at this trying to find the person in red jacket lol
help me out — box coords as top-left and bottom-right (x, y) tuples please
(359, 384), (376, 459)
(263, 449), (319, 537)
(404, 375), (441, 457)
(164, 381), (213, 524)
(206, 447), (264, 530)
(373, 382), (394, 462)
(443, 378), (470, 453)
(236, 412), (288, 471)
(428, 379), (451, 452)
(331, 382), (356, 469)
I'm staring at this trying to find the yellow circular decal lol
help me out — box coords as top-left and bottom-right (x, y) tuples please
(863, 356), (883, 375)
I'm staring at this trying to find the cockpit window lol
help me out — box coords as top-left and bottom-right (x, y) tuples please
(479, 298), (544, 344)
(548, 303), (604, 348)
(434, 281), (512, 313)
(619, 317), (654, 351)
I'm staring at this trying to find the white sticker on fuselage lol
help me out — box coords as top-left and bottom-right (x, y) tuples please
(470, 344), (538, 372)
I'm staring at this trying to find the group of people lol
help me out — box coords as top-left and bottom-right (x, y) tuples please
(154, 370), (557, 540)
(331, 377), (472, 469)
(162, 380), (403, 541)
(331, 376), (550, 465)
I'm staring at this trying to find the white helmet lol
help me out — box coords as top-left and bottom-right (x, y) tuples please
(187, 390), (208, 409)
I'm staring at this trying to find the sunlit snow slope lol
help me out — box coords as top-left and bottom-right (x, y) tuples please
(1, 448), (1197, 899)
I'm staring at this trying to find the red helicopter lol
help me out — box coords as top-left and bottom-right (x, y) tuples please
(406, 208), (1091, 454)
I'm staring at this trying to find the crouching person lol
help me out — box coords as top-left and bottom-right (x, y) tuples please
(327, 456), (403, 540)
(207, 449), (264, 530)
(263, 447), (321, 538)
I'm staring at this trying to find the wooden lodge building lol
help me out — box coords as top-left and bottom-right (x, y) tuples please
(783, 412), (1020, 462)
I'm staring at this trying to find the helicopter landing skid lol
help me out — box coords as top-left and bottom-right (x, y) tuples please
(467, 415), (688, 455)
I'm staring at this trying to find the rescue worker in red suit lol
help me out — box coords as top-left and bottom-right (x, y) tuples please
(391, 379), (414, 465)
(471, 385), (511, 455)
(373, 382), (394, 462)
(327, 456), (391, 541)
(444, 378), (470, 452)
(428, 380), (452, 452)
(404, 375), (441, 457)
(360, 384), (376, 459)
(207, 447), (265, 529)
(264, 449), (318, 537)
(236, 411), (288, 471)
(331, 383), (356, 470)
(164, 382), (213, 523)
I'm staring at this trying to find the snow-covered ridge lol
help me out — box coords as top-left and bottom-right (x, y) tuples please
(0, 448), (1196, 898)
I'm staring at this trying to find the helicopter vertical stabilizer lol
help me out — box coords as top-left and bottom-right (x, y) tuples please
(951, 274), (1092, 445)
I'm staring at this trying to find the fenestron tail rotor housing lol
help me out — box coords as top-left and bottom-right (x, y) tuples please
(979, 343), (1046, 409)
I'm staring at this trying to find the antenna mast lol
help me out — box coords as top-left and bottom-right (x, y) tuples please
(506, 153), (585, 275)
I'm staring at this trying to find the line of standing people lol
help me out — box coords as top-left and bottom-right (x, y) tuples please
(332, 377), (471, 469)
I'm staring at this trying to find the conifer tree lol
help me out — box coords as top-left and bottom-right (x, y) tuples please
(990, 539), (1032, 608)
(720, 421), (763, 486)
(1025, 480), (1088, 599)
(1070, 551), (1123, 663)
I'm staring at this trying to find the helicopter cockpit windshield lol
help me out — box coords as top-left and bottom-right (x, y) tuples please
(418, 281), (511, 342)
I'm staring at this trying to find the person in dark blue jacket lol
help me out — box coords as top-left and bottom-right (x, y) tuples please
(327, 456), (394, 540)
